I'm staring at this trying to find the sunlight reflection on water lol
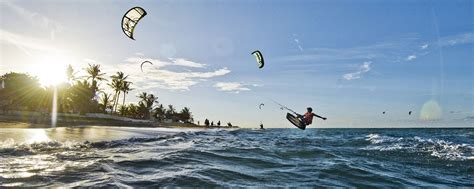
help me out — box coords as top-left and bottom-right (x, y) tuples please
(27, 129), (51, 144)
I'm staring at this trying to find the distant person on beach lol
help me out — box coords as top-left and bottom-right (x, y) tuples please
(217, 121), (221, 126)
(204, 119), (210, 127)
(197, 121), (200, 125)
(260, 123), (264, 129)
(296, 107), (326, 126)
(227, 122), (232, 127)
(211, 121), (214, 126)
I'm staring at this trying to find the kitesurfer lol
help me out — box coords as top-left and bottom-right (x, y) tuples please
(296, 107), (326, 126)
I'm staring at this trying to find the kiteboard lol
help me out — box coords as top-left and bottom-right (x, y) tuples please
(286, 113), (306, 130)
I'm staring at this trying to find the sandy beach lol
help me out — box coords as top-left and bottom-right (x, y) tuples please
(0, 114), (237, 129)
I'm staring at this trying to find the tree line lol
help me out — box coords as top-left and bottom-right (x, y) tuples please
(0, 64), (193, 123)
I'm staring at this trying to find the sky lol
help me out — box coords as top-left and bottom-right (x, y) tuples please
(0, 0), (473, 128)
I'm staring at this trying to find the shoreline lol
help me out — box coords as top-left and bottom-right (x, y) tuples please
(0, 114), (239, 129)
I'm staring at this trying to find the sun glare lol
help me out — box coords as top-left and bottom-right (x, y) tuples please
(30, 54), (69, 87)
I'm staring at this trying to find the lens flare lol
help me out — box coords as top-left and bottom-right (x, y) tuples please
(52, 87), (58, 128)
(420, 100), (442, 121)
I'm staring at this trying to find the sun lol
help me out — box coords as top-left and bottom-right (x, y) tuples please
(29, 54), (69, 87)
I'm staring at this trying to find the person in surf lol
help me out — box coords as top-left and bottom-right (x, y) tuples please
(259, 123), (264, 129)
(296, 107), (326, 126)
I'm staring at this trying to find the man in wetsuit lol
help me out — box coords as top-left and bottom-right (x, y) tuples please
(297, 107), (326, 126)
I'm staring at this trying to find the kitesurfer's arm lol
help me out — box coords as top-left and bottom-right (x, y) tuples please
(313, 113), (327, 120)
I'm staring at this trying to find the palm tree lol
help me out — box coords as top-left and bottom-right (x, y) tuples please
(98, 93), (112, 113)
(138, 92), (148, 102)
(60, 65), (78, 113)
(70, 80), (95, 114)
(120, 81), (133, 108)
(137, 102), (148, 119)
(153, 104), (166, 121)
(108, 79), (121, 113)
(145, 94), (158, 110)
(137, 92), (149, 118)
(66, 65), (78, 84)
(167, 105), (176, 115)
(109, 72), (128, 113)
(118, 105), (128, 116)
(166, 104), (176, 120)
(85, 64), (107, 95)
(145, 94), (159, 119)
(180, 107), (193, 122)
(127, 103), (138, 118)
(137, 92), (158, 119)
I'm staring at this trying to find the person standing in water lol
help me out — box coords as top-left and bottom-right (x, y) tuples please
(296, 107), (326, 126)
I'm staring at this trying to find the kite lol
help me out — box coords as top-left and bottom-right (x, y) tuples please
(122, 7), (147, 40)
(251, 50), (264, 69)
(140, 61), (153, 72)
(259, 103), (264, 110)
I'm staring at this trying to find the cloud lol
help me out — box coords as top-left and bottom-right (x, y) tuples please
(439, 32), (474, 47)
(342, 61), (372, 80)
(68, 56), (228, 92)
(464, 116), (474, 120)
(251, 84), (264, 87)
(3, 1), (62, 40)
(83, 58), (98, 64)
(137, 68), (230, 91)
(0, 29), (64, 56)
(125, 57), (206, 69)
(293, 34), (304, 51)
(134, 52), (145, 56)
(121, 57), (230, 91)
(406, 55), (417, 61)
(277, 32), (473, 67)
(277, 42), (401, 63)
(170, 58), (206, 68)
(214, 82), (256, 93)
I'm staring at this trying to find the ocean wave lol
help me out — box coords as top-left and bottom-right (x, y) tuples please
(90, 132), (190, 148)
(363, 134), (474, 161)
(0, 131), (195, 157)
(365, 133), (403, 144)
(0, 139), (90, 157)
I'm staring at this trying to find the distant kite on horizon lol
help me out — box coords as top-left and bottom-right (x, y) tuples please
(382, 111), (386, 114)
(122, 7), (147, 40)
(140, 61), (153, 72)
(259, 103), (264, 110)
(409, 111), (412, 115)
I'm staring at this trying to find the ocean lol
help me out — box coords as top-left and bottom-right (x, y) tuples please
(0, 127), (472, 187)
